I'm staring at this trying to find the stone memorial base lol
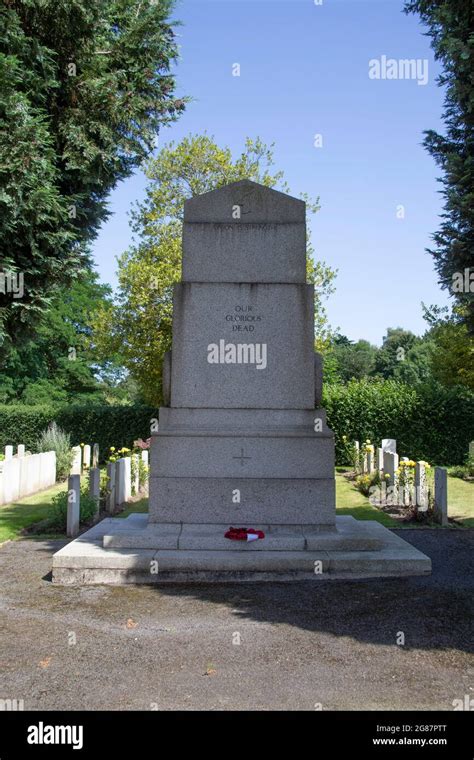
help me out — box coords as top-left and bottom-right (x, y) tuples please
(52, 514), (431, 584)
(148, 408), (336, 527)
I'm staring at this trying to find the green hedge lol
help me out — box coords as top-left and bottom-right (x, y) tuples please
(1, 380), (473, 467)
(324, 380), (474, 467)
(0, 404), (157, 463)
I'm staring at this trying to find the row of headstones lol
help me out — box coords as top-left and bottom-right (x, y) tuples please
(66, 451), (149, 538)
(70, 444), (99, 474)
(3, 444), (27, 460)
(0, 446), (56, 506)
(354, 439), (448, 526)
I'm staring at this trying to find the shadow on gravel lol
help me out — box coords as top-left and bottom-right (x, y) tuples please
(34, 529), (474, 655)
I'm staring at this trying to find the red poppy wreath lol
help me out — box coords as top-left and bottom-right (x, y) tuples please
(225, 527), (265, 542)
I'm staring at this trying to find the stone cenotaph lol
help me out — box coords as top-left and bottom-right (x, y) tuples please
(53, 180), (430, 583)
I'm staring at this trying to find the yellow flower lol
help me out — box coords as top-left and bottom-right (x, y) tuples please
(80, 442), (84, 447)
(110, 446), (115, 452)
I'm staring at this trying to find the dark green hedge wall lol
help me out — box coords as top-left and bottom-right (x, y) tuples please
(0, 380), (472, 467)
(324, 380), (474, 466)
(0, 404), (157, 462)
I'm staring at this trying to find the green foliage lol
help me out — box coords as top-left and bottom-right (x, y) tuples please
(324, 329), (434, 386)
(448, 453), (474, 481)
(339, 435), (360, 468)
(329, 336), (378, 382)
(2, 383), (471, 471)
(107, 446), (132, 463)
(0, 0), (185, 349)
(36, 422), (73, 481)
(138, 459), (149, 489)
(392, 340), (436, 385)
(423, 304), (474, 390)
(324, 379), (474, 466)
(355, 471), (380, 497)
(93, 134), (336, 404)
(325, 315), (473, 391)
(0, 271), (144, 405)
(404, 1), (474, 332)
(373, 328), (418, 379)
(50, 482), (97, 531)
(0, 404), (156, 461)
(0, 405), (54, 451)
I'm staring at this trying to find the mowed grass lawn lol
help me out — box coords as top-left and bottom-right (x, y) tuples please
(335, 470), (474, 528)
(335, 471), (398, 527)
(0, 481), (65, 544)
(0, 471), (472, 543)
(447, 475), (474, 527)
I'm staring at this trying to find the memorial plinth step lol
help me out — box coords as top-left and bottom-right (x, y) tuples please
(102, 520), (384, 552)
(52, 514), (431, 584)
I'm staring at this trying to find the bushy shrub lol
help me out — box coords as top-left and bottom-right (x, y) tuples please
(449, 452), (474, 480)
(354, 471), (380, 496)
(36, 422), (73, 480)
(138, 459), (149, 489)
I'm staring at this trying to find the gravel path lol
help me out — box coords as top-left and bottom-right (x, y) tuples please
(0, 529), (472, 710)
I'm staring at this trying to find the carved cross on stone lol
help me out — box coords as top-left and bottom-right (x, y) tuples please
(233, 447), (252, 466)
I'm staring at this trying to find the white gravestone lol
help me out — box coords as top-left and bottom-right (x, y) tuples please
(383, 451), (399, 504)
(415, 462), (428, 512)
(377, 447), (384, 472)
(71, 446), (82, 475)
(116, 458), (131, 506)
(82, 445), (91, 472)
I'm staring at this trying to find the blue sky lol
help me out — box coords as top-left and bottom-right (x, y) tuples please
(91, 0), (450, 345)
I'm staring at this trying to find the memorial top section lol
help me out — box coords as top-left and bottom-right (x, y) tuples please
(184, 179), (305, 224)
(182, 180), (307, 284)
